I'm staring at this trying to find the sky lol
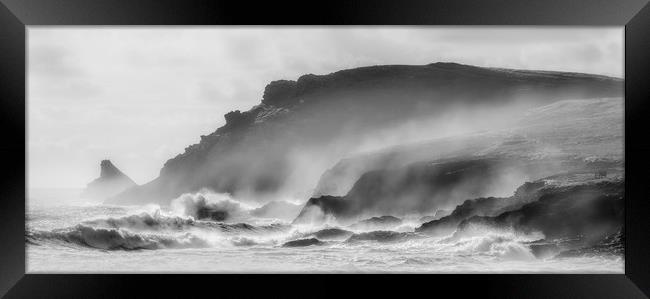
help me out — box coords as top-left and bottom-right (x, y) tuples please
(27, 27), (623, 189)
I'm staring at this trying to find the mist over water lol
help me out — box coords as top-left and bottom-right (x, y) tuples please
(26, 192), (623, 273)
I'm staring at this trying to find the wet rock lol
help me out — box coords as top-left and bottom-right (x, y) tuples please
(311, 228), (353, 240)
(346, 231), (416, 243)
(282, 238), (324, 247)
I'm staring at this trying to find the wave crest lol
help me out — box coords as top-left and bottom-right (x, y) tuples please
(442, 224), (543, 260)
(83, 211), (196, 231)
(171, 191), (250, 222)
(27, 225), (209, 250)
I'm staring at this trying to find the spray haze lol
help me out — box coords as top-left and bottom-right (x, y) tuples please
(107, 63), (622, 207)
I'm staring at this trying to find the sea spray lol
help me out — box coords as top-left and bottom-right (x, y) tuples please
(170, 190), (252, 222)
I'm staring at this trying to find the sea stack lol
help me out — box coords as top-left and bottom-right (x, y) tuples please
(81, 160), (137, 200)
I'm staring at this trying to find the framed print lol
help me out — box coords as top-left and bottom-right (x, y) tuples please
(1, 0), (650, 298)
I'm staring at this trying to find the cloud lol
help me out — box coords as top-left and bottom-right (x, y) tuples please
(29, 45), (84, 77)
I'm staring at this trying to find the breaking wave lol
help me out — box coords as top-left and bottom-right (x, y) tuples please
(81, 211), (291, 234)
(27, 225), (209, 250)
(82, 211), (196, 231)
(26, 197), (294, 251)
(439, 224), (545, 260)
(26, 215), (621, 265)
(171, 191), (251, 222)
(23, 208), (602, 262)
(25, 186), (623, 267)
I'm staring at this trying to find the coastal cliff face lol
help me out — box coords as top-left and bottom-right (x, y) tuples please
(107, 62), (622, 205)
(293, 97), (623, 223)
(311, 97), (624, 199)
(81, 160), (137, 200)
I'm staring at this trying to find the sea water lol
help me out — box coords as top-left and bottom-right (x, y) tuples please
(25, 189), (623, 273)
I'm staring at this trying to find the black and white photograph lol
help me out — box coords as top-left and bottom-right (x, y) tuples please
(26, 27), (624, 273)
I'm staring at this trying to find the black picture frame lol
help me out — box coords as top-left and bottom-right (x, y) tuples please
(1, 0), (649, 298)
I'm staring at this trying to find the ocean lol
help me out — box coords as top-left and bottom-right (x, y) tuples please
(25, 188), (623, 273)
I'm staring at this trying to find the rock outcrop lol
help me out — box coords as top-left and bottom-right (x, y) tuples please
(294, 156), (574, 223)
(282, 238), (324, 247)
(81, 160), (137, 200)
(308, 228), (353, 240)
(455, 180), (623, 241)
(410, 173), (624, 256)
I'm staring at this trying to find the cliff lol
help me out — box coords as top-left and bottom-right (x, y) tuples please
(107, 62), (622, 205)
(311, 97), (624, 198)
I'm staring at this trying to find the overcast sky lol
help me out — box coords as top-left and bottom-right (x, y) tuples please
(27, 27), (623, 189)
